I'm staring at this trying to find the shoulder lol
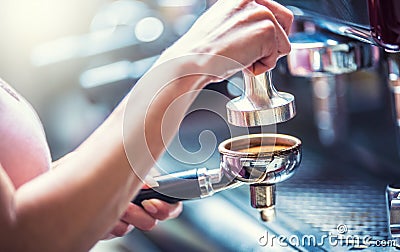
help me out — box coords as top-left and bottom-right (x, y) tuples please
(0, 79), (51, 188)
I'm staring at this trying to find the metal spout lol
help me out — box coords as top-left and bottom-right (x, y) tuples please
(250, 184), (276, 222)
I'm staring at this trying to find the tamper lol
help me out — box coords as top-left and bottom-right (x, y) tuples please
(226, 71), (296, 127)
(226, 70), (297, 221)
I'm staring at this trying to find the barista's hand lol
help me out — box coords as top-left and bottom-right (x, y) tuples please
(158, 0), (293, 77)
(105, 200), (183, 238)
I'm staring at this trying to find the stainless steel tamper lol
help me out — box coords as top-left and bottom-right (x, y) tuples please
(226, 71), (296, 126)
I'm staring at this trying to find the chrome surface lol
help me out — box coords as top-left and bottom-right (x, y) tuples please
(278, 1), (370, 27)
(310, 75), (348, 145)
(285, 4), (400, 53)
(164, 133), (302, 222)
(388, 53), (400, 153)
(286, 24), (379, 146)
(286, 5), (376, 47)
(196, 167), (214, 198)
(218, 133), (301, 185)
(386, 184), (400, 247)
(168, 134), (302, 213)
(226, 71), (296, 126)
(250, 184), (276, 222)
(218, 133), (301, 222)
(288, 31), (379, 77)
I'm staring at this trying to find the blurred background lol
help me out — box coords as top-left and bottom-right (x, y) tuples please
(2, 0), (400, 251)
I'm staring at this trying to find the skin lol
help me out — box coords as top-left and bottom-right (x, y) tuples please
(0, 0), (293, 251)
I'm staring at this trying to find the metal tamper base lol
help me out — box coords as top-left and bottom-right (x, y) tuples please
(226, 71), (296, 127)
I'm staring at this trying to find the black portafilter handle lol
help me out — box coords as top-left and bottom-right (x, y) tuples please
(132, 169), (203, 206)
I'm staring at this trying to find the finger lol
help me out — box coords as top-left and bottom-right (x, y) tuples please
(109, 220), (131, 237)
(256, 36), (289, 71)
(249, 17), (289, 73)
(275, 22), (291, 56)
(141, 199), (183, 221)
(256, 6), (291, 57)
(249, 60), (273, 75)
(121, 203), (158, 231)
(255, 0), (294, 35)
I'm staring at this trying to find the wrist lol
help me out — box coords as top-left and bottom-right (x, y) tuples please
(155, 50), (243, 89)
(153, 52), (214, 89)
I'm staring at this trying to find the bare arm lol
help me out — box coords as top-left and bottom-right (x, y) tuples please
(0, 0), (293, 251)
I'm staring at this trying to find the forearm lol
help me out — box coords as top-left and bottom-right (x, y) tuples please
(10, 104), (136, 252)
(1, 58), (209, 252)
(122, 55), (211, 179)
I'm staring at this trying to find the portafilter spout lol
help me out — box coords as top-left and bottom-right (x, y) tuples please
(226, 71), (296, 127)
(132, 134), (302, 222)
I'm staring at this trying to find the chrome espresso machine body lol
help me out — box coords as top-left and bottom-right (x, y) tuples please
(276, 1), (400, 250)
